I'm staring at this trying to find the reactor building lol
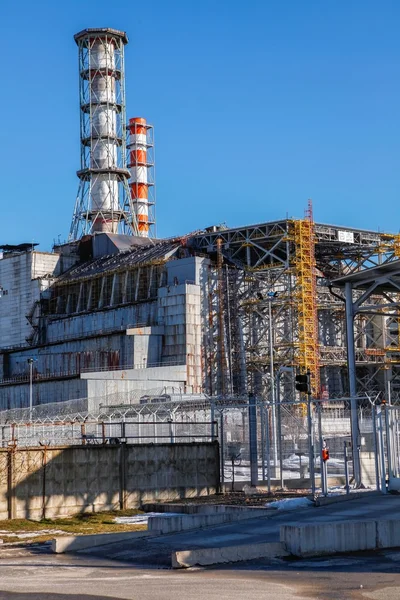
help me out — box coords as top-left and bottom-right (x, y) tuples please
(0, 27), (399, 414)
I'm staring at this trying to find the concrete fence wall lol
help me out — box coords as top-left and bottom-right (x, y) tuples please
(0, 442), (220, 520)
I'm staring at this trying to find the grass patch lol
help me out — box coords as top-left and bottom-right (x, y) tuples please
(0, 509), (147, 545)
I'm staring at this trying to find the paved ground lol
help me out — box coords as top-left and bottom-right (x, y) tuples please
(0, 494), (399, 598)
(0, 544), (399, 599)
(80, 494), (400, 566)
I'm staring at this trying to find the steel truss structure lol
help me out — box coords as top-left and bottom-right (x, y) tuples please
(70, 29), (139, 239)
(191, 219), (400, 401)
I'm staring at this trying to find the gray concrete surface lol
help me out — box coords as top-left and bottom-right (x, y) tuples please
(172, 541), (288, 568)
(282, 515), (400, 557)
(0, 543), (400, 599)
(77, 494), (400, 567)
(52, 530), (155, 554)
(282, 520), (377, 556)
(4, 442), (219, 520)
(147, 507), (272, 534)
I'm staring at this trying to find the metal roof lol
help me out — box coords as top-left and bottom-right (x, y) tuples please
(57, 240), (180, 284)
(74, 28), (128, 45)
(0, 243), (38, 253)
(332, 259), (400, 289)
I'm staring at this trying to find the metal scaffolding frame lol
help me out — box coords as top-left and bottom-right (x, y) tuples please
(191, 218), (400, 402)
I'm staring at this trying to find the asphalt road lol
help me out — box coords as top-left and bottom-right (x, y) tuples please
(0, 545), (399, 600)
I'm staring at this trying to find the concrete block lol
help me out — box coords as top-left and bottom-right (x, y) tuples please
(143, 502), (271, 517)
(148, 507), (271, 534)
(52, 530), (155, 554)
(172, 542), (288, 568)
(281, 520), (377, 557)
(388, 478), (400, 492)
(377, 520), (400, 548)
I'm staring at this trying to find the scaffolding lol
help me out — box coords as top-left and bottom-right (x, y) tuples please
(191, 218), (400, 401)
(291, 202), (320, 396)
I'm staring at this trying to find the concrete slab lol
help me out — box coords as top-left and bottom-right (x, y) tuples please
(52, 530), (155, 554)
(143, 502), (272, 516)
(172, 541), (288, 568)
(377, 519), (400, 549)
(281, 520), (377, 556)
(147, 506), (273, 534)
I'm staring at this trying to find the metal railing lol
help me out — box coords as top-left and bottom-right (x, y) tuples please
(0, 360), (185, 385)
(80, 360), (185, 373)
(2, 419), (218, 448)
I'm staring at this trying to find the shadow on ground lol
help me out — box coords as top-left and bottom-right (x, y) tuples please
(212, 548), (400, 574)
(0, 594), (115, 600)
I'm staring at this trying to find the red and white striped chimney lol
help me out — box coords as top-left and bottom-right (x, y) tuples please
(127, 117), (155, 237)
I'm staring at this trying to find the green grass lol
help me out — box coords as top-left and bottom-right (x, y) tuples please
(0, 509), (146, 544)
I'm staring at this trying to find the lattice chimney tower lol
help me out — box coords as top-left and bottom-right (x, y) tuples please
(69, 28), (138, 239)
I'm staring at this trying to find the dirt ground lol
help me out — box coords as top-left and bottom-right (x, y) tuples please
(165, 490), (311, 507)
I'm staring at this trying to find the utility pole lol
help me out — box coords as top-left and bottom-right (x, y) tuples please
(267, 292), (279, 478)
(27, 358), (35, 422)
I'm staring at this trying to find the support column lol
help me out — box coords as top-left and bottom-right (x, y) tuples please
(345, 281), (361, 486)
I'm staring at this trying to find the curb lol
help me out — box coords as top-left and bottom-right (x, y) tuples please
(148, 509), (273, 534)
(172, 541), (288, 568)
(52, 530), (156, 554)
(315, 490), (380, 507)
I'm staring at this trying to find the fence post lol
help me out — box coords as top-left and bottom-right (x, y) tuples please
(377, 406), (387, 494)
(307, 399), (315, 496)
(276, 385), (284, 489)
(385, 406), (393, 483)
(372, 404), (380, 491)
(395, 413), (400, 479)
(42, 447), (47, 520)
(210, 400), (215, 441)
(260, 404), (266, 482)
(81, 423), (86, 445)
(138, 413), (142, 443)
(219, 412), (225, 486)
(317, 404), (327, 496)
(153, 414), (157, 443)
(249, 393), (258, 487)
(265, 405), (271, 494)
(7, 447), (16, 520)
(119, 443), (127, 510)
(344, 442), (350, 494)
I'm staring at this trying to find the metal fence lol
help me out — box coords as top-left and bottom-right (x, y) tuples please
(1, 419), (218, 448)
(2, 393), (399, 495)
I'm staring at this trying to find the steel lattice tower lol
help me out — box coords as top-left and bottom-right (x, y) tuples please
(69, 28), (138, 240)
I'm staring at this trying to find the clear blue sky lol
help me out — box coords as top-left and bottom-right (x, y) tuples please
(1, 0), (399, 249)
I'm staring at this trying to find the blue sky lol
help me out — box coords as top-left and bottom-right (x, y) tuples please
(1, 0), (399, 248)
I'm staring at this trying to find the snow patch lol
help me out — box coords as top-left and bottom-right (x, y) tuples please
(114, 512), (181, 525)
(0, 529), (66, 539)
(265, 497), (313, 511)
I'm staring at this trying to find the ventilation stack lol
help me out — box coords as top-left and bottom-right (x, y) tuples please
(127, 117), (156, 237)
(70, 28), (138, 239)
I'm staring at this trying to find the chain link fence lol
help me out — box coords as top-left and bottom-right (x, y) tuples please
(2, 393), (398, 495)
